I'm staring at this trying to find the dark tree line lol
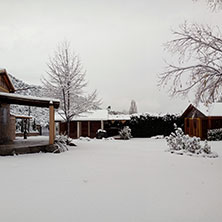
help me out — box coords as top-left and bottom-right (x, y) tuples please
(128, 114), (183, 138)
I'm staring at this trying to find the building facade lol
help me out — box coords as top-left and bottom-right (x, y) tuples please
(182, 104), (222, 140)
(56, 110), (131, 138)
(0, 69), (16, 144)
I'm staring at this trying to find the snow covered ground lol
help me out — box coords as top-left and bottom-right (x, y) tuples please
(0, 138), (221, 222)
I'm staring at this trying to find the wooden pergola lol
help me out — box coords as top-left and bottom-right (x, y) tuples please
(0, 92), (60, 144)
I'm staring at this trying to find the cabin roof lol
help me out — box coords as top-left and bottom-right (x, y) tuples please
(182, 103), (222, 118)
(0, 91), (60, 108)
(0, 69), (15, 93)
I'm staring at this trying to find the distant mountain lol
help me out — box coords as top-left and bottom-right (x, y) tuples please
(9, 74), (43, 97)
(9, 74), (101, 126)
(9, 74), (49, 126)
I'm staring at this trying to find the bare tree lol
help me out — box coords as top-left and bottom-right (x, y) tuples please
(199, 0), (222, 10)
(129, 100), (138, 114)
(42, 41), (100, 137)
(159, 22), (222, 104)
(193, 0), (222, 10)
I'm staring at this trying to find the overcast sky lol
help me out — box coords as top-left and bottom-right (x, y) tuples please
(0, 0), (221, 114)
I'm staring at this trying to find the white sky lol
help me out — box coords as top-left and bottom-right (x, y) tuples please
(0, 0), (221, 113)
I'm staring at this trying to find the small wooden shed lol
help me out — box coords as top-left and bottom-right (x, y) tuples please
(182, 103), (222, 139)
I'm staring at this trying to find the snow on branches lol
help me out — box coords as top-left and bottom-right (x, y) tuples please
(42, 41), (100, 136)
(119, 126), (132, 140)
(159, 22), (222, 105)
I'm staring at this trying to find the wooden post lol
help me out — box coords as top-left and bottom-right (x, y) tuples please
(208, 117), (212, 129)
(49, 103), (55, 145)
(184, 118), (187, 135)
(101, 120), (104, 130)
(189, 119), (192, 137)
(198, 118), (202, 139)
(88, 121), (90, 137)
(77, 121), (80, 138)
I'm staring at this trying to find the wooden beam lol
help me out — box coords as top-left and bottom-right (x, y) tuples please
(0, 92), (60, 108)
(101, 120), (104, 130)
(77, 121), (80, 138)
(208, 117), (212, 129)
(189, 119), (193, 137)
(0, 86), (9, 93)
(198, 118), (202, 139)
(49, 104), (55, 144)
(88, 121), (90, 137)
(184, 118), (187, 135)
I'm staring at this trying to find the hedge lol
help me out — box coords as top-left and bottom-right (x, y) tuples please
(128, 114), (183, 138)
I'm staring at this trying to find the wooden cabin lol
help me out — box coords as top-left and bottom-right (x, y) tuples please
(182, 104), (222, 140)
(0, 69), (60, 145)
(56, 110), (131, 138)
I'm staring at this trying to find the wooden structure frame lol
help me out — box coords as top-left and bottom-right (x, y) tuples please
(0, 92), (59, 144)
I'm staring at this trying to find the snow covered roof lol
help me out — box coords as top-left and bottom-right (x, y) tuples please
(108, 114), (131, 121)
(73, 109), (108, 121)
(55, 109), (131, 121)
(131, 112), (179, 117)
(196, 103), (222, 117)
(182, 103), (222, 117)
(0, 91), (60, 108)
(55, 109), (108, 121)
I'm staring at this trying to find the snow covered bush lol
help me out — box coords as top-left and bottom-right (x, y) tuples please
(119, 126), (132, 140)
(208, 128), (222, 141)
(166, 124), (218, 158)
(54, 135), (69, 152)
(96, 129), (107, 139)
(54, 134), (76, 153)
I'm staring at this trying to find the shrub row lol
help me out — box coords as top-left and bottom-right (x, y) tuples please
(128, 114), (183, 138)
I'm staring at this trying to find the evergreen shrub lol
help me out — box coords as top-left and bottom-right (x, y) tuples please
(129, 114), (183, 138)
(208, 128), (222, 141)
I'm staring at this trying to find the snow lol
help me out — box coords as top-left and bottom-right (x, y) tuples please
(11, 114), (33, 119)
(55, 109), (131, 121)
(0, 91), (60, 103)
(55, 109), (108, 121)
(15, 135), (49, 142)
(9, 74), (50, 126)
(196, 103), (222, 116)
(108, 113), (131, 120)
(131, 112), (181, 118)
(0, 138), (221, 222)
